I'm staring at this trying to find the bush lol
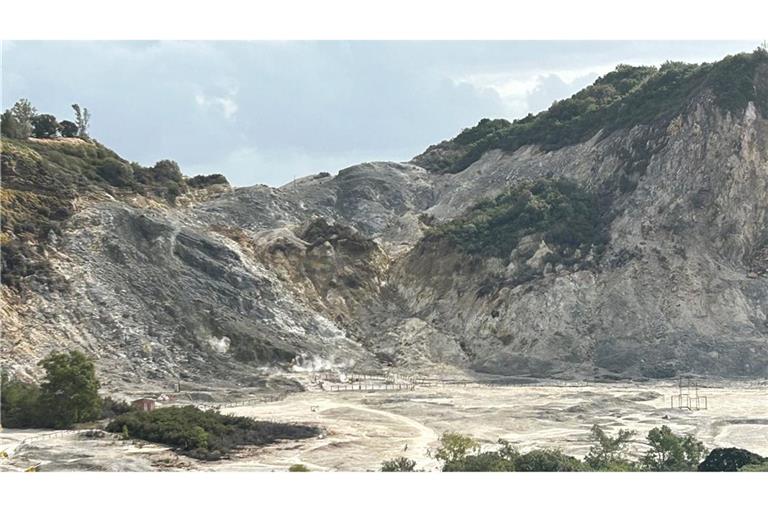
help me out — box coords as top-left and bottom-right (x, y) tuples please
(698, 447), (766, 472)
(106, 406), (320, 460)
(100, 396), (132, 419)
(289, 464), (311, 472)
(0, 375), (42, 427)
(514, 449), (586, 472)
(187, 174), (229, 188)
(97, 159), (135, 187)
(426, 178), (609, 262)
(381, 457), (417, 472)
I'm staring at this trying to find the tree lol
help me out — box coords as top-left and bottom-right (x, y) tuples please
(10, 98), (36, 138)
(71, 104), (91, 138)
(433, 432), (480, 466)
(58, 120), (79, 137)
(31, 114), (59, 138)
(1, 110), (23, 139)
(641, 426), (707, 471)
(381, 457), (417, 472)
(584, 424), (636, 470)
(38, 350), (102, 428)
(0, 373), (42, 427)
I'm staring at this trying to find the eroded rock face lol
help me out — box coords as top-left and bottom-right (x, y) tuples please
(2, 96), (767, 384)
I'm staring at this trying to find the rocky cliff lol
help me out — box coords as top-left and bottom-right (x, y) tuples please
(2, 50), (767, 385)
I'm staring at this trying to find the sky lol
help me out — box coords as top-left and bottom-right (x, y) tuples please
(1, 41), (760, 187)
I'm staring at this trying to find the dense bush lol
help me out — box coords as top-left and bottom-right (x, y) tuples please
(514, 449), (587, 472)
(97, 158), (134, 187)
(106, 406), (321, 460)
(0, 375), (42, 427)
(427, 178), (609, 263)
(698, 447), (765, 472)
(187, 173), (229, 188)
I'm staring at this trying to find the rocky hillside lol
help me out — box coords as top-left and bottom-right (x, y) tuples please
(2, 49), (767, 385)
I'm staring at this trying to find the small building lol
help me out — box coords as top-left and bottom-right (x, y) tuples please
(131, 398), (156, 412)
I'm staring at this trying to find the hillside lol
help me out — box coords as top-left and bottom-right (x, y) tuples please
(2, 49), (767, 387)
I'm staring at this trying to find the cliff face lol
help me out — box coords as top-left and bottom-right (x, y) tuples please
(2, 51), (767, 384)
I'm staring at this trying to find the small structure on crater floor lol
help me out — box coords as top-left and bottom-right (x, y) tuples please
(131, 398), (156, 412)
(670, 377), (708, 410)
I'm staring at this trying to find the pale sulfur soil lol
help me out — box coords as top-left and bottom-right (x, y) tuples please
(1, 382), (766, 472)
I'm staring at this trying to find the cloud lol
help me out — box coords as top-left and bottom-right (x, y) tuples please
(2, 41), (759, 187)
(194, 93), (239, 119)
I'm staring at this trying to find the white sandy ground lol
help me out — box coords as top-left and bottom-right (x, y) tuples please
(1, 382), (766, 471)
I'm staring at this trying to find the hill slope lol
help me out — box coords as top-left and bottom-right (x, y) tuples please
(2, 50), (767, 385)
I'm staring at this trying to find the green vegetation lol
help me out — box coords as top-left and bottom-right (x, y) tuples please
(427, 178), (609, 265)
(389, 424), (761, 472)
(420, 49), (768, 173)
(289, 463), (311, 472)
(380, 457), (418, 472)
(640, 425), (706, 471)
(1, 350), (103, 428)
(584, 424), (636, 471)
(739, 461), (768, 472)
(187, 173), (229, 188)
(106, 406), (321, 460)
(1, 99), (229, 290)
(697, 447), (766, 472)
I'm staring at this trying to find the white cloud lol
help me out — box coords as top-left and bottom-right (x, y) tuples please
(194, 92), (239, 119)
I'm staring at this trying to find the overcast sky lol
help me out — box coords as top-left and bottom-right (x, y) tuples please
(1, 41), (759, 186)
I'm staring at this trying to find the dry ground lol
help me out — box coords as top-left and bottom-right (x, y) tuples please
(1, 382), (766, 471)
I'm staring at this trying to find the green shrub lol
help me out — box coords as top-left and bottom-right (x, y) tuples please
(289, 464), (311, 472)
(0, 374), (42, 427)
(426, 178), (609, 263)
(97, 158), (134, 187)
(381, 457), (417, 472)
(187, 174), (229, 188)
(514, 449), (587, 472)
(106, 406), (320, 460)
(698, 447), (765, 472)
